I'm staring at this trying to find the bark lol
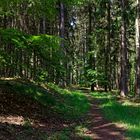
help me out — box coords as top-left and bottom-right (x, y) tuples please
(135, 0), (140, 96)
(87, 4), (96, 91)
(107, 1), (111, 91)
(119, 0), (128, 97)
(60, 2), (65, 45)
(59, 2), (67, 86)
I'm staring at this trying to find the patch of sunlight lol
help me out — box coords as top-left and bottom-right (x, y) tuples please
(75, 125), (88, 134)
(37, 91), (42, 96)
(0, 77), (19, 80)
(75, 125), (93, 139)
(101, 101), (115, 107)
(31, 35), (41, 41)
(0, 115), (36, 128)
(91, 92), (110, 99)
(0, 116), (24, 125)
(65, 89), (71, 94)
(92, 92), (140, 140)
(122, 100), (140, 107)
(41, 83), (49, 90)
(115, 122), (127, 128)
(121, 101), (130, 106)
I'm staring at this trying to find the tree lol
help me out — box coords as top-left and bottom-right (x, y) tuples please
(135, 0), (140, 96)
(119, 0), (129, 97)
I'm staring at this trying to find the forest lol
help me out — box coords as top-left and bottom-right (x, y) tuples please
(0, 0), (140, 139)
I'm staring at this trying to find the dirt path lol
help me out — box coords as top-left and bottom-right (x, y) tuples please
(84, 95), (126, 140)
(0, 85), (127, 140)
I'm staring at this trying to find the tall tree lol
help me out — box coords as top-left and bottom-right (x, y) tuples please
(135, 0), (140, 96)
(119, 0), (129, 97)
(105, 0), (111, 91)
(88, 3), (94, 91)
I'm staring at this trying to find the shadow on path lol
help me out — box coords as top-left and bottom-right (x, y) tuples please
(86, 99), (126, 140)
(71, 87), (126, 140)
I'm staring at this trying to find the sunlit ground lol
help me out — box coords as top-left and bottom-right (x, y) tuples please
(91, 92), (140, 140)
(0, 80), (91, 139)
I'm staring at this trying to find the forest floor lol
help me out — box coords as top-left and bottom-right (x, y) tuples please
(0, 80), (132, 140)
(82, 95), (126, 139)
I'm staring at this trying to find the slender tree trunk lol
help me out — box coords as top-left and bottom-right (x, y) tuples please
(59, 2), (66, 86)
(19, 49), (23, 78)
(135, 0), (140, 96)
(107, 1), (111, 91)
(119, 0), (128, 97)
(33, 49), (36, 80)
(60, 2), (65, 46)
(88, 4), (95, 91)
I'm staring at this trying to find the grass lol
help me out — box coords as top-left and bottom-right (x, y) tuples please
(0, 80), (91, 139)
(91, 92), (140, 140)
(47, 83), (91, 119)
(0, 80), (90, 120)
(5, 80), (140, 139)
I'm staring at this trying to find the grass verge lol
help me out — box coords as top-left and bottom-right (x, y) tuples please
(91, 92), (140, 140)
(0, 80), (91, 139)
(0, 80), (90, 120)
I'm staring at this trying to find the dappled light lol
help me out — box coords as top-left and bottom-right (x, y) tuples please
(0, 80), (92, 139)
(92, 92), (140, 139)
(0, 116), (24, 125)
(1, 0), (140, 139)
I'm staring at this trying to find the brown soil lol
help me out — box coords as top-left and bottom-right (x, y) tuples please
(84, 97), (126, 140)
(0, 85), (126, 140)
(71, 87), (127, 140)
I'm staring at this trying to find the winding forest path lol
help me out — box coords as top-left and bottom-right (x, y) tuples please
(78, 88), (127, 140)
(0, 83), (127, 140)
(75, 89), (127, 140)
(86, 97), (126, 140)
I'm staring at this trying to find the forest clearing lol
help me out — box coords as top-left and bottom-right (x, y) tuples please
(0, 0), (140, 139)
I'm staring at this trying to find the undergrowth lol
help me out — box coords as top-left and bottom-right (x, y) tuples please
(0, 80), (90, 120)
(0, 80), (91, 139)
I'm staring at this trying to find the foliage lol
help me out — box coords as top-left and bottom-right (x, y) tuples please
(0, 28), (60, 49)
(85, 69), (108, 87)
(35, 69), (48, 83)
(0, 28), (62, 80)
(0, 28), (28, 48)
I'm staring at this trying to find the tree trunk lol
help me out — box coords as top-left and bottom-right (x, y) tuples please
(59, 2), (66, 86)
(87, 4), (96, 91)
(119, 0), (128, 97)
(107, 1), (111, 91)
(135, 0), (140, 96)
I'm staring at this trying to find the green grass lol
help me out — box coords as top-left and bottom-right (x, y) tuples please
(0, 80), (92, 139)
(0, 80), (90, 120)
(47, 83), (90, 119)
(91, 92), (140, 140)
